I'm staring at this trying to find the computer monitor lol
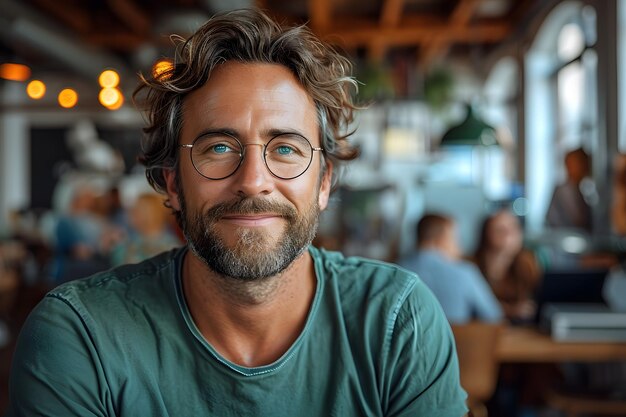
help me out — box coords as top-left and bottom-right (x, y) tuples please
(534, 268), (608, 323)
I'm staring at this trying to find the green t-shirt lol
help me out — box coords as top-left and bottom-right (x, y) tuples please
(8, 246), (467, 416)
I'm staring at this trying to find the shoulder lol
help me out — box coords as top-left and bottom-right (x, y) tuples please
(399, 250), (438, 268)
(311, 246), (425, 296)
(13, 248), (185, 385)
(46, 248), (183, 319)
(8, 250), (184, 416)
(310, 246), (441, 328)
(455, 259), (484, 278)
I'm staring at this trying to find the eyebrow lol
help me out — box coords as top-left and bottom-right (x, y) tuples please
(193, 127), (311, 142)
(193, 128), (238, 142)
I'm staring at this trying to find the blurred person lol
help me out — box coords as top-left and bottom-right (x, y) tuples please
(110, 193), (182, 266)
(91, 185), (132, 257)
(475, 212), (561, 417)
(473, 209), (542, 324)
(8, 9), (467, 417)
(546, 147), (593, 233)
(96, 185), (129, 232)
(399, 213), (503, 324)
(48, 185), (110, 283)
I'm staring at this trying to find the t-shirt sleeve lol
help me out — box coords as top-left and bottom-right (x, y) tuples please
(7, 294), (114, 417)
(381, 280), (468, 417)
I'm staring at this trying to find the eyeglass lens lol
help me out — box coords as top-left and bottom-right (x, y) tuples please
(189, 133), (316, 180)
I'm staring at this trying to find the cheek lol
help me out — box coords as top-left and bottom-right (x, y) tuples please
(185, 180), (226, 212)
(278, 179), (320, 212)
(174, 163), (219, 212)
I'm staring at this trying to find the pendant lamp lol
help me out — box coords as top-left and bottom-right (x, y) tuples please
(439, 104), (498, 147)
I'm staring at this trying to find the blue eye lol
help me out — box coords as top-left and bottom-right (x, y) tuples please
(276, 145), (294, 155)
(212, 144), (230, 154)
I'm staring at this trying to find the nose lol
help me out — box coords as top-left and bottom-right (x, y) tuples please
(233, 143), (275, 197)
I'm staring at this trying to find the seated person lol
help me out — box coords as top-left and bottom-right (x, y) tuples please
(473, 209), (542, 324)
(7, 9), (467, 416)
(399, 213), (503, 324)
(49, 185), (111, 283)
(547, 147), (593, 232)
(110, 193), (182, 266)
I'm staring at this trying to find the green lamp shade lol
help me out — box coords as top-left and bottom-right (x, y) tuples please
(440, 105), (498, 146)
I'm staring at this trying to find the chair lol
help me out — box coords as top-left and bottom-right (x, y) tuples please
(451, 322), (503, 417)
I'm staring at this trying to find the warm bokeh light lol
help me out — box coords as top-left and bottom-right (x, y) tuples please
(99, 87), (124, 109)
(58, 88), (78, 108)
(0, 63), (31, 81)
(26, 80), (46, 99)
(98, 69), (120, 88)
(105, 94), (124, 110)
(152, 59), (173, 80)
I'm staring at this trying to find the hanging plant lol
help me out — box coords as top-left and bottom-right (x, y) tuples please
(424, 67), (455, 112)
(356, 63), (396, 102)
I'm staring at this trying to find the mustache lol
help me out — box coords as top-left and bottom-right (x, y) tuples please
(203, 197), (297, 221)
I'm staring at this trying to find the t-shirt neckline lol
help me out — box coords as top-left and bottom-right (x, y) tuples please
(172, 246), (324, 377)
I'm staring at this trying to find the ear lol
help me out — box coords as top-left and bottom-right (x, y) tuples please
(318, 162), (333, 211)
(163, 168), (182, 211)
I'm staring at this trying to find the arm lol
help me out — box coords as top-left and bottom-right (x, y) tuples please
(465, 264), (504, 323)
(7, 295), (114, 416)
(381, 281), (468, 417)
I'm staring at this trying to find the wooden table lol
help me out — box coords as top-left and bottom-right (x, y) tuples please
(496, 326), (626, 363)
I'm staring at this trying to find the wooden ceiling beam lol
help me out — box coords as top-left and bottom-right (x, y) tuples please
(416, 0), (482, 68)
(322, 21), (511, 48)
(450, 0), (482, 25)
(368, 40), (387, 62)
(368, 0), (406, 60)
(380, 0), (405, 27)
(107, 0), (151, 35)
(308, 0), (332, 31)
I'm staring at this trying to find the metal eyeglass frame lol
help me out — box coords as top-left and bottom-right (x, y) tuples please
(179, 132), (324, 180)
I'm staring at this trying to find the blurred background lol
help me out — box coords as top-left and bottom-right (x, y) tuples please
(1, 0), (626, 416)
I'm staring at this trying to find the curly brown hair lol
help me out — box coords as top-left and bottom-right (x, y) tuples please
(133, 8), (360, 194)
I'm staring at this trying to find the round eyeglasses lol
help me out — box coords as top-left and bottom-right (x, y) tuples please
(180, 132), (324, 180)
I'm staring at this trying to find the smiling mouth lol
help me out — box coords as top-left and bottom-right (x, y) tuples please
(221, 213), (283, 227)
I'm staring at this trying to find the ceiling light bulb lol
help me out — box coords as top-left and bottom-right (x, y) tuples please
(26, 80), (46, 99)
(58, 88), (78, 108)
(99, 69), (120, 88)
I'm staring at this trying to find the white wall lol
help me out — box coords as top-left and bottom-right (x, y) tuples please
(0, 83), (30, 236)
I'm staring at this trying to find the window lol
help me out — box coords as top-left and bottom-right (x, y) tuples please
(524, 2), (597, 235)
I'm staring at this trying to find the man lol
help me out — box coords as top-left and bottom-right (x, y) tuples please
(546, 147), (594, 232)
(8, 9), (467, 416)
(399, 214), (503, 324)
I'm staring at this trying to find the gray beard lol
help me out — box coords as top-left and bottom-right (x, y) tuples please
(178, 186), (320, 281)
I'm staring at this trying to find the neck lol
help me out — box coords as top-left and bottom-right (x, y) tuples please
(182, 249), (317, 367)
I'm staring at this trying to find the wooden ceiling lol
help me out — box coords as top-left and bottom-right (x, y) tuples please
(291, 0), (537, 65)
(0, 0), (543, 80)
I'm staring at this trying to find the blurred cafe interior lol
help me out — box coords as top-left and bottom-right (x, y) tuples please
(2, 0), (626, 415)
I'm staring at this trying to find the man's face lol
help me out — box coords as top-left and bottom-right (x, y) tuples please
(164, 62), (332, 280)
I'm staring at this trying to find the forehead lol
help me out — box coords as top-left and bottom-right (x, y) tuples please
(491, 212), (516, 228)
(182, 61), (317, 135)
